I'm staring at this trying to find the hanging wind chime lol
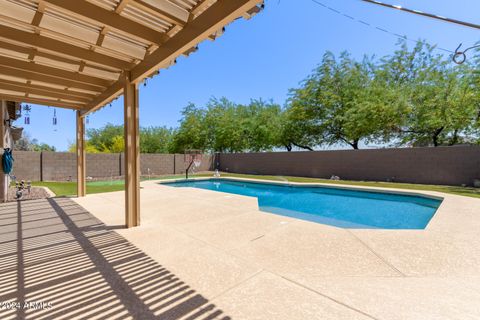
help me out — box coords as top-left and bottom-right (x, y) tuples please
(23, 104), (31, 124)
(52, 108), (58, 131)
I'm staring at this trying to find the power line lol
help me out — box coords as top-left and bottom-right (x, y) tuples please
(361, 0), (480, 31)
(309, 0), (454, 53)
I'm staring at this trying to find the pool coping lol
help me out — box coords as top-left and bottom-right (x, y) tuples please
(158, 176), (445, 201)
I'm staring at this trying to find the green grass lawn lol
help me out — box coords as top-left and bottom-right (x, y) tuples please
(31, 174), (212, 196)
(32, 181), (126, 196)
(32, 172), (480, 199)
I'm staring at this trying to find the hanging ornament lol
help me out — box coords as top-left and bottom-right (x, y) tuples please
(23, 104), (31, 125)
(53, 108), (57, 126)
(86, 115), (89, 125)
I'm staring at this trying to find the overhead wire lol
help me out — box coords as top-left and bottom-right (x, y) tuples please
(309, 0), (454, 54)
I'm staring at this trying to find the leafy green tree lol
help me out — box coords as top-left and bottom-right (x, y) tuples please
(87, 124), (124, 152)
(381, 40), (478, 146)
(14, 132), (56, 151)
(169, 103), (208, 153)
(241, 99), (284, 152)
(171, 98), (284, 153)
(286, 52), (400, 150)
(204, 97), (246, 152)
(69, 123), (173, 153)
(141, 126), (173, 153)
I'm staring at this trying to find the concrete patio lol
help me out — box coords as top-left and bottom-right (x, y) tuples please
(2, 179), (480, 319)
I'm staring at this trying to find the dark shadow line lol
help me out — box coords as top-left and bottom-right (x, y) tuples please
(47, 198), (157, 319)
(16, 200), (26, 320)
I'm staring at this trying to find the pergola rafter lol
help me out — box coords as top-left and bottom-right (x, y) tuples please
(42, 0), (171, 45)
(0, 24), (134, 70)
(0, 0), (264, 227)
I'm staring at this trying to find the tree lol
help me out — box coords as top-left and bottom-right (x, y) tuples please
(169, 103), (208, 153)
(140, 126), (173, 153)
(68, 123), (173, 153)
(243, 99), (284, 152)
(170, 98), (284, 153)
(204, 98), (246, 152)
(380, 40), (478, 147)
(14, 132), (56, 151)
(68, 142), (101, 153)
(86, 124), (123, 152)
(286, 52), (400, 150)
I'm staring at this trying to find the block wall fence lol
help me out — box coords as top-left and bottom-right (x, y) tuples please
(11, 146), (480, 186)
(12, 151), (214, 181)
(217, 146), (480, 187)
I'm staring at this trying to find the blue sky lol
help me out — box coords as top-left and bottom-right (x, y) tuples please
(23, 0), (479, 151)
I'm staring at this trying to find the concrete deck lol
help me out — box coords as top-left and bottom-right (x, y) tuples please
(2, 179), (480, 319)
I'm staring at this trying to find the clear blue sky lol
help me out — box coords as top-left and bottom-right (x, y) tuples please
(23, 0), (479, 151)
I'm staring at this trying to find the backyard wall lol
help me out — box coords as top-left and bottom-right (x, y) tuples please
(13, 151), (214, 181)
(217, 146), (480, 186)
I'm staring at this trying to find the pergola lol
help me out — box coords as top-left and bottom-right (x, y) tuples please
(0, 0), (263, 227)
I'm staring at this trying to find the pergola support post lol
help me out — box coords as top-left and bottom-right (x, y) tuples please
(124, 72), (140, 228)
(0, 100), (7, 202)
(76, 111), (86, 197)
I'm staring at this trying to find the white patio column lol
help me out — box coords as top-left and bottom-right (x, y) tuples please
(123, 71), (140, 228)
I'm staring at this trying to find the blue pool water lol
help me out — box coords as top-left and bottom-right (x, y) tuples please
(163, 179), (441, 229)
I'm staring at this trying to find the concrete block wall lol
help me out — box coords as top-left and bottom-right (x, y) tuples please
(12, 151), (214, 181)
(41, 151), (76, 181)
(174, 154), (186, 174)
(140, 154), (174, 176)
(87, 153), (121, 178)
(173, 154), (214, 175)
(12, 150), (41, 181)
(218, 146), (480, 186)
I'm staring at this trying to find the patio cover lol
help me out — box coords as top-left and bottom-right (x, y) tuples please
(0, 0), (263, 227)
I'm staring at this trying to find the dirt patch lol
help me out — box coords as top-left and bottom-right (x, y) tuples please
(7, 187), (51, 202)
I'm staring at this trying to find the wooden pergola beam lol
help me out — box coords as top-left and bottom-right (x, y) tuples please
(0, 79), (96, 100)
(43, 0), (170, 44)
(0, 65), (105, 92)
(0, 94), (83, 109)
(0, 81), (91, 103)
(0, 56), (113, 88)
(0, 40), (119, 74)
(190, 0), (212, 19)
(81, 81), (124, 116)
(131, 0), (187, 26)
(115, 0), (132, 14)
(0, 25), (133, 70)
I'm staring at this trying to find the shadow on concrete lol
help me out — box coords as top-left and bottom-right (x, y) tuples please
(0, 197), (230, 320)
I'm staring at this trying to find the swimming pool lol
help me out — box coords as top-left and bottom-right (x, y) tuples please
(163, 179), (442, 229)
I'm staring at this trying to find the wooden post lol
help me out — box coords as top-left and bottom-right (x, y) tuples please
(76, 110), (86, 197)
(124, 72), (140, 228)
(0, 100), (6, 202)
